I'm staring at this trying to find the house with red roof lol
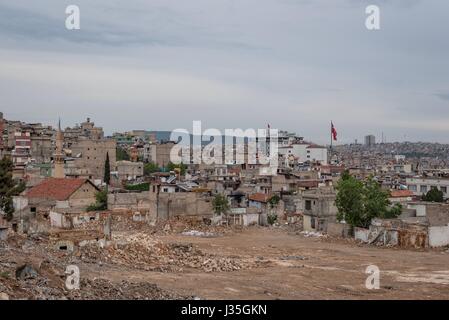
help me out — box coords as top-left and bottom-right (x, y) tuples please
(25, 178), (100, 212)
(389, 189), (415, 204)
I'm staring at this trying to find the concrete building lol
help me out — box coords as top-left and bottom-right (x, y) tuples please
(30, 135), (53, 163)
(142, 142), (175, 166)
(278, 141), (328, 164)
(364, 135), (376, 147)
(12, 130), (31, 168)
(113, 160), (144, 183)
(149, 184), (213, 221)
(70, 138), (116, 181)
(63, 118), (104, 148)
(406, 177), (449, 199)
(302, 187), (338, 232)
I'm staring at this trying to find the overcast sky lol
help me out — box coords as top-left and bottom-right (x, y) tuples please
(0, 0), (448, 144)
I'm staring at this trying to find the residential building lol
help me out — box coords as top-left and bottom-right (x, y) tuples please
(302, 187), (338, 232)
(70, 138), (116, 181)
(12, 130), (31, 168)
(406, 177), (449, 199)
(25, 178), (100, 212)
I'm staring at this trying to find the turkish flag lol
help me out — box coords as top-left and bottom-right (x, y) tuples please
(331, 122), (337, 141)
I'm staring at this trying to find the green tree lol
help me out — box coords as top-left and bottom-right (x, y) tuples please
(336, 172), (401, 229)
(268, 194), (280, 208)
(422, 188), (444, 202)
(0, 157), (16, 221)
(212, 194), (230, 216)
(335, 171), (365, 227)
(104, 152), (111, 185)
(144, 162), (160, 176)
(116, 147), (129, 161)
(165, 161), (187, 175)
(87, 189), (108, 212)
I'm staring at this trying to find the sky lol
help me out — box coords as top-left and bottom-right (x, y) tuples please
(0, 0), (448, 144)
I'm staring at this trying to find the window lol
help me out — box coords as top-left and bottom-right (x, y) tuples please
(305, 200), (312, 210)
(420, 185), (428, 193)
(408, 185), (417, 192)
(441, 186), (447, 194)
(30, 207), (36, 213)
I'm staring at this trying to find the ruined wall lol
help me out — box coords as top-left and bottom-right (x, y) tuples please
(369, 219), (428, 248)
(149, 192), (213, 221)
(108, 192), (151, 212)
(426, 203), (449, 226)
(282, 195), (302, 213)
(327, 222), (351, 238)
(429, 225), (449, 247)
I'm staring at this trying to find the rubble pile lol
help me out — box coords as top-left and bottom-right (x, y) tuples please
(79, 232), (255, 273)
(68, 278), (188, 300)
(0, 243), (188, 300)
(150, 217), (239, 236)
(73, 214), (147, 232)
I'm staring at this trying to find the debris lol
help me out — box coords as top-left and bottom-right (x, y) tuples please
(0, 292), (9, 300)
(301, 231), (324, 238)
(280, 255), (308, 261)
(181, 230), (216, 238)
(16, 264), (39, 280)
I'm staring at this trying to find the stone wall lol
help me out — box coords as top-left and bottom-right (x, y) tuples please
(108, 192), (151, 212)
(149, 192), (213, 221)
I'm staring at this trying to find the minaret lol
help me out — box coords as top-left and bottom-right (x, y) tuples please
(53, 119), (65, 178)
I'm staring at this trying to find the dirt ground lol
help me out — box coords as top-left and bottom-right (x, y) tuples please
(78, 227), (449, 300)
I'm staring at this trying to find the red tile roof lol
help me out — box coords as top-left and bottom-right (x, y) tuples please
(390, 190), (414, 198)
(26, 178), (96, 201)
(248, 193), (272, 203)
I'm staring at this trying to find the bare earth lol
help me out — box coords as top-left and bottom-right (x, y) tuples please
(81, 227), (449, 300)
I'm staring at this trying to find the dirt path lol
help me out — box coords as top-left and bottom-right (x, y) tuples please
(78, 228), (449, 299)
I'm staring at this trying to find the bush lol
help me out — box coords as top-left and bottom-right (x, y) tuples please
(87, 189), (108, 212)
(267, 213), (278, 225)
(125, 183), (150, 192)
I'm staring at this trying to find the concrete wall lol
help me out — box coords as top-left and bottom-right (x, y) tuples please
(0, 228), (8, 241)
(354, 227), (370, 242)
(49, 211), (72, 229)
(303, 215), (313, 231)
(149, 191), (213, 221)
(13, 196), (29, 211)
(243, 213), (260, 226)
(108, 192), (151, 212)
(327, 222), (351, 238)
(426, 203), (449, 226)
(429, 225), (449, 247)
(407, 203), (427, 217)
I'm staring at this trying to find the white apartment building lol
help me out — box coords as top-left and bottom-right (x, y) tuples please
(279, 142), (328, 164)
(406, 177), (449, 199)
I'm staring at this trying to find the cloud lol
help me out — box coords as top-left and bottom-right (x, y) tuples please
(434, 93), (449, 102)
(0, 0), (448, 143)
